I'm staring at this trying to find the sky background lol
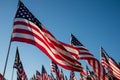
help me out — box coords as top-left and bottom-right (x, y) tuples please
(0, 0), (120, 79)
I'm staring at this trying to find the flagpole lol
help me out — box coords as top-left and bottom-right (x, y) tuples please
(2, 35), (12, 80)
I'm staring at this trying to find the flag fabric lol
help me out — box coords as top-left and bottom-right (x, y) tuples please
(60, 69), (65, 80)
(109, 57), (120, 79)
(13, 47), (28, 80)
(104, 73), (109, 80)
(36, 70), (41, 80)
(70, 34), (106, 80)
(51, 61), (59, 73)
(90, 71), (97, 80)
(51, 61), (61, 80)
(48, 74), (55, 80)
(41, 65), (49, 80)
(101, 47), (120, 79)
(108, 57), (120, 79)
(49, 73), (55, 80)
(0, 73), (3, 79)
(101, 47), (113, 72)
(69, 71), (77, 80)
(64, 75), (68, 80)
(80, 73), (86, 80)
(30, 75), (36, 80)
(86, 65), (91, 79)
(86, 65), (97, 80)
(11, 0), (83, 72)
(86, 65), (91, 77)
(0, 73), (5, 80)
(36, 70), (40, 76)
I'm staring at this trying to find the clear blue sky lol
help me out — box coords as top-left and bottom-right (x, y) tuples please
(0, 0), (120, 79)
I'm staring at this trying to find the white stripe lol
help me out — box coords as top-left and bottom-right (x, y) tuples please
(62, 44), (79, 55)
(14, 18), (40, 30)
(78, 55), (94, 59)
(80, 50), (90, 53)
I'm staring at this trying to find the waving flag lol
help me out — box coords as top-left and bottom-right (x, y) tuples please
(60, 69), (65, 80)
(13, 47), (28, 80)
(64, 75), (68, 80)
(101, 47), (113, 72)
(0, 73), (6, 80)
(80, 73), (86, 80)
(35, 70), (41, 80)
(11, 0), (83, 72)
(101, 47), (120, 79)
(49, 73), (55, 80)
(70, 34), (105, 80)
(30, 75), (35, 80)
(51, 61), (61, 80)
(86, 65), (97, 80)
(69, 71), (77, 80)
(41, 65), (48, 80)
(86, 65), (91, 77)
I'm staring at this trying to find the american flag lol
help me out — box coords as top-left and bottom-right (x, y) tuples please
(51, 61), (59, 73)
(36, 70), (40, 76)
(13, 47), (28, 80)
(101, 47), (113, 72)
(70, 34), (106, 80)
(41, 65), (48, 80)
(48, 75), (55, 80)
(108, 57), (120, 79)
(60, 69), (65, 80)
(86, 66), (97, 80)
(51, 61), (61, 80)
(30, 75), (36, 80)
(101, 47), (120, 79)
(64, 75), (68, 80)
(0, 73), (5, 80)
(86, 65), (91, 77)
(11, 1), (83, 72)
(36, 70), (41, 80)
(80, 73), (86, 80)
(49, 73), (55, 80)
(69, 71), (77, 80)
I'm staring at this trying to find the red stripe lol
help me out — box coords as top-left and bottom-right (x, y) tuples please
(14, 21), (40, 33)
